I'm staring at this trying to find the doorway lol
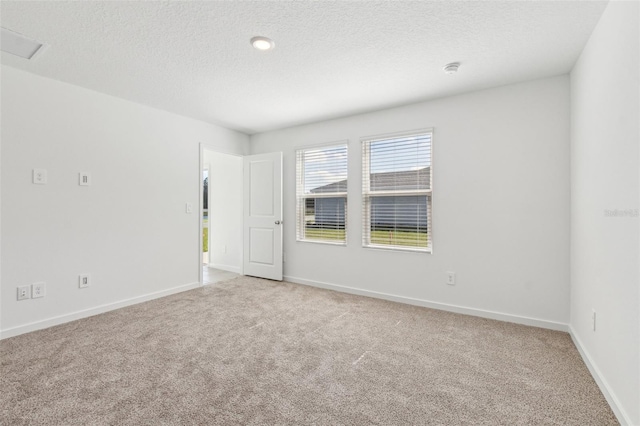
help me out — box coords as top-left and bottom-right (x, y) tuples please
(200, 146), (243, 284)
(202, 166), (209, 265)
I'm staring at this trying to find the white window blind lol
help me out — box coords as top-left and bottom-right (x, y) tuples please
(362, 131), (432, 252)
(296, 144), (348, 244)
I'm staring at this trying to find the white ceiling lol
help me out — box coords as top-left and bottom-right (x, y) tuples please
(1, 1), (607, 135)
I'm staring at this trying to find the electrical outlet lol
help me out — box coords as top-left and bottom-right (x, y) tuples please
(79, 172), (91, 186)
(17, 285), (31, 300)
(446, 271), (456, 285)
(592, 309), (596, 331)
(32, 282), (46, 298)
(79, 274), (91, 288)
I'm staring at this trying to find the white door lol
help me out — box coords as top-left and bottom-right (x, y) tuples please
(243, 152), (283, 280)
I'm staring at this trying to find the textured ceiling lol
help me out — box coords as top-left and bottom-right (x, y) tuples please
(1, 1), (607, 134)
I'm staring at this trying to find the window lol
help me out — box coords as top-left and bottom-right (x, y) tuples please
(362, 130), (432, 252)
(296, 143), (348, 244)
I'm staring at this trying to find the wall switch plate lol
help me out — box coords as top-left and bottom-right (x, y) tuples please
(79, 172), (91, 186)
(592, 309), (596, 331)
(79, 274), (91, 288)
(32, 282), (46, 298)
(33, 168), (47, 184)
(17, 285), (31, 300)
(186, 203), (193, 214)
(446, 271), (456, 285)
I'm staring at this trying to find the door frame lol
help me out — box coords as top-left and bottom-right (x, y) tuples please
(198, 142), (245, 285)
(202, 162), (210, 267)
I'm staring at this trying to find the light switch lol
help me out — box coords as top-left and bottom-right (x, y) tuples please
(186, 203), (193, 214)
(33, 169), (47, 184)
(79, 172), (91, 186)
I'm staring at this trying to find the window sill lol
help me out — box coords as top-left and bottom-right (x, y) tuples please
(363, 243), (432, 254)
(297, 239), (347, 247)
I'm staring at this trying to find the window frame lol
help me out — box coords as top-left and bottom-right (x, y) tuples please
(361, 129), (433, 253)
(295, 142), (349, 246)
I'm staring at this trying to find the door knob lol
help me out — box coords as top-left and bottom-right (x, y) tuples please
(275, 220), (282, 225)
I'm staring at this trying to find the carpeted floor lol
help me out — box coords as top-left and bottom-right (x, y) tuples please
(1, 276), (617, 425)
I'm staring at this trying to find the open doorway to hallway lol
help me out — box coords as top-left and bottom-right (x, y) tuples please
(201, 147), (243, 284)
(202, 167), (209, 265)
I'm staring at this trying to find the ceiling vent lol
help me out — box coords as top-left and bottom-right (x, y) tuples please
(1, 28), (44, 60)
(443, 62), (460, 74)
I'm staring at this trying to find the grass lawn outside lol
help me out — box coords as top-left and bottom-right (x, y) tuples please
(304, 228), (346, 241)
(203, 227), (208, 253)
(304, 227), (428, 248)
(371, 230), (428, 247)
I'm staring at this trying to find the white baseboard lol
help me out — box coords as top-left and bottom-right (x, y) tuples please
(0, 281), (202, 340)
(208, 263), (242, 274)
(569, 326), (633, 426)
(285, 275), (569, 332)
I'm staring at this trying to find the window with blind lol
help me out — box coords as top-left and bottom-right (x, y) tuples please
(296, 143), (348, 244)
(362, 130), (432, 252)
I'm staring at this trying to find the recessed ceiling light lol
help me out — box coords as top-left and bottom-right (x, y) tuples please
(443, 62), (460, 74)
(1, 27), (44, 60)
(250, 36), (275, 51)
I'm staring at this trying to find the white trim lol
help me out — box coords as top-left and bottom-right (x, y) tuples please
(28, 42), (49, 61)
(365, 189), (432, 197)
(296, 239), (347, 247)
(199, 141), (246, 158)
(569, 326), (632, 426)
(293, 139), (350, 152)
(362, 243), (432, 254)
(202, 160), (211, 282)
(360, 127), (435, 143)
(299, 192), (347, 199)
(199, 144), (205, 285)
(207, 263), (243, 275)
(0, 281), (202, 340)
(285, 275), (568, 332)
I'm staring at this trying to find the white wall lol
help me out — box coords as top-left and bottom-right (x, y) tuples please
(204, 150), (243, 273)
(0, 66), (249, 337)
(251, 76), (571, 329)
(570, 1), (639, 424)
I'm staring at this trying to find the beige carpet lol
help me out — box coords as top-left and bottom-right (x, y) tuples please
(1, 276), (617, 425)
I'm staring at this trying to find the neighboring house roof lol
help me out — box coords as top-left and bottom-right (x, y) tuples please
(311, 179), (348, 193)
(311, 167), (430, 193)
